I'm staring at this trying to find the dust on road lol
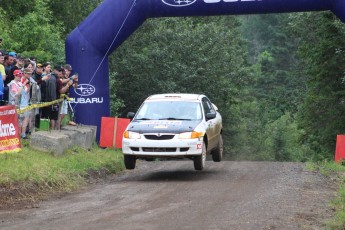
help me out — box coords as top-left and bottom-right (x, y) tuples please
(0, 161), (337, 230)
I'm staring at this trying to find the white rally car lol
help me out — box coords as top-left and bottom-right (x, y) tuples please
(122, 93), (223, 170)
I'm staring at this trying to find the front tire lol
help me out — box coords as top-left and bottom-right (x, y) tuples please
(211, 134), (223, 162)
(194, 142), (206, 171)
(124, 155), (136, 170)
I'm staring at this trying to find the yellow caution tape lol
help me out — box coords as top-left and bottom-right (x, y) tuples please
(16, 94), (73, 114)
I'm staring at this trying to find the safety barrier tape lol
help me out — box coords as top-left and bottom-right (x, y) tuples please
(16, 94), (73, 114)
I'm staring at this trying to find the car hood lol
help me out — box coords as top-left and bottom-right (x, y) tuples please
(127, 119), (201, 134)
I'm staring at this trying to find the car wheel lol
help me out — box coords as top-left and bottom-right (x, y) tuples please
(211, 134), (223, 162)
(194, 141), (206, 171)
(124, 155), (136, 170)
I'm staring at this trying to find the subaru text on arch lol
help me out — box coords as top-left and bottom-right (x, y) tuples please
(122, 93), (223, 171)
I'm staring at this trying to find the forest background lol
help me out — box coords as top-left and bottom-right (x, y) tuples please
(1, 0), (345, 162)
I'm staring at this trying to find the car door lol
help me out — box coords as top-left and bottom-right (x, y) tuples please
(202, 97), (218, 150)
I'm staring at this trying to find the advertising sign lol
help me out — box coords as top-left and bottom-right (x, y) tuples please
(0, 105), (21, 154)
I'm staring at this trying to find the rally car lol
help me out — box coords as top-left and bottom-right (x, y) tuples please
(122, 93), (223, 170)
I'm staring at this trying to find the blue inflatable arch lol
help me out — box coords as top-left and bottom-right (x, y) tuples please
(66, 0), (345, 140)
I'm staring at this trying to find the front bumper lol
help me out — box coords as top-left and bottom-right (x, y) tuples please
(122, 135), (203, 157)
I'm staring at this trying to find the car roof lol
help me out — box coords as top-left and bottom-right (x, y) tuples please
(145, 94), (204, 101)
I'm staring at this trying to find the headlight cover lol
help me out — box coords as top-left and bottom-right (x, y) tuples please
(179, 131), (204, 139)
(123, 131), (141, 139)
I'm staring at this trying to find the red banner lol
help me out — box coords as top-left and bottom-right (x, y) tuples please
(0, 105), (21, 154)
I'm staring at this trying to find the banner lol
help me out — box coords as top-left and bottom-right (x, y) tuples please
(100, 117), (130, 148)
(0, 105), (21, 154)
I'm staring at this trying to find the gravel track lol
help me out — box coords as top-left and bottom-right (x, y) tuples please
(0, 161), (338, 230)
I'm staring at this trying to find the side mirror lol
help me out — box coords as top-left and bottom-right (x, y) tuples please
(205, 112), (216, 120)
(127, 112), (135, 119)
(212, 103), (218, 111)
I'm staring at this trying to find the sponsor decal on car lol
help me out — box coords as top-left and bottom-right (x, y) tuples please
(141, 121), (182, 125)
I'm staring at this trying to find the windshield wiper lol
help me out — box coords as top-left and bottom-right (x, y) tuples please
(135, 118), (152, 120)
(159, 118), (191, 121)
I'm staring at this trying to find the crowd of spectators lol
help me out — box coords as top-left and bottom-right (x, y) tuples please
(0, 43), (78, 139)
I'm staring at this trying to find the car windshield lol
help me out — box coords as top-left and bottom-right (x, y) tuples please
(135, 101), (202, 120)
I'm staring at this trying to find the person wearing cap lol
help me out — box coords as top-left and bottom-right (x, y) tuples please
(8, 51), (17, 58)
(8, 70), (25, 107)
(18, 68), (32, 138)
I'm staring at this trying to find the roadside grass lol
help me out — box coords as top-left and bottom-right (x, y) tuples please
(306, 161), (345, 230)
(0, 141), (124, 193)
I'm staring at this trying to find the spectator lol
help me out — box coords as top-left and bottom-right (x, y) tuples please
(8, 51), (17, 58)
(56, 66), (74, 129)
(0, 51), (5, 81)
(31, 63), (47, 128)
(29, 56), (37, 69)
(24, 59), (34, 71)
(32, 63), (50, 85)
(0, 51), (5, 105)
(41, 65), (64, 130)
(19, 68), (32, 138)
(61, 64), (78, 126)
(8, 70), (24, 108)
(42, 62), (52, 77)
(3, 54), (15, 104)
(11, 54), (25, 77)
(4, 54), (15, 86)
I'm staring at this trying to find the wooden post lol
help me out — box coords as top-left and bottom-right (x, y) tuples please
(112, 116), (118, 148)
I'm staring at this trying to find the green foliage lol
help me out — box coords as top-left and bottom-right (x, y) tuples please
(8, 0), (65, 63)
(109, 72), (125, 116)
(47, 0), (102, 36)
(290, 12), (345, 159)
(110, 16), (248, 115)
(261, 113), (308, 162)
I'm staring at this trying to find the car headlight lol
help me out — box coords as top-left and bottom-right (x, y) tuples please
(123, 131), (141, 139)
(179, 131), (204, 139)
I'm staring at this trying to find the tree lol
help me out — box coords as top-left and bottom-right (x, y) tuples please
(290, 12), (345, 159)
(3, 0), (65, 63)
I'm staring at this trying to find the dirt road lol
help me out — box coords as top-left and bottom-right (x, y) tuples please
(0, 161), (337, 230)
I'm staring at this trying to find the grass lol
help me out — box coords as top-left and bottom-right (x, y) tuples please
(306, 161), (345, 230)
(0, 142), (125, 193)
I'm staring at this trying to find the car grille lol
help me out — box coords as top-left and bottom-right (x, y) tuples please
(130, 147), (190, 152)
(143, 147), (176, 152)
(144, 134), (175, 140)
